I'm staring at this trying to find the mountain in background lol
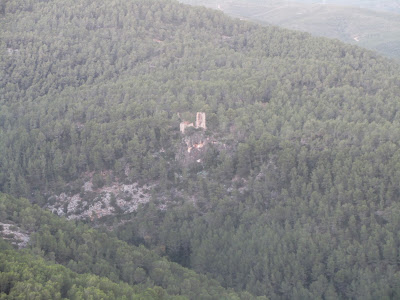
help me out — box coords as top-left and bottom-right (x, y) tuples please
(180, 0), (400, 60)
(296, 0), (400, 13)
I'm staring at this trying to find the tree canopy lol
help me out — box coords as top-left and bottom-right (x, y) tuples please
(1, 0), (400, 298)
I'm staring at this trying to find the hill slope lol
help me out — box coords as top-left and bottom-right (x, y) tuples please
(2, 0), (400, 299)
(0, 193), (254, 300)
(0, 240), (177, 300)
(180, 0), (400, 60)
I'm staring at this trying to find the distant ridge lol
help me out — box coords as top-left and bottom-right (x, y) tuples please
(180, 0), (400, 59)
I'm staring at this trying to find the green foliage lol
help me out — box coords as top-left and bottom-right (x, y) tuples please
(1, 0), (400, 299)
(180, 0), (400, 60)
(0, 193), (253, 300)
(1, 0), (399, 199)
(0, 248), (180, 300)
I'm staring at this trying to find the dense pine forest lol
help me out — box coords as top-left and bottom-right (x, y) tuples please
(180, 0), (400, 60)
(1, 0), (400, 299)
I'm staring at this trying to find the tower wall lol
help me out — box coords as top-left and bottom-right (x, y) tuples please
(195, 112), (206, 130)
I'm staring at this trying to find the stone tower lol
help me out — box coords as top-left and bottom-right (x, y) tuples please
(180, 121), (194, 134)
(195, 112), (206, 130)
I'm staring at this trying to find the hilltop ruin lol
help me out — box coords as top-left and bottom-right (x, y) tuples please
(180, 112), (206, 133)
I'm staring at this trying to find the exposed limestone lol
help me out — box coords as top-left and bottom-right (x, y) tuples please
(0, 222), (30, 248)
(84, 181), (93, 192)
(47, 181), (154, 220)
(124, 165), (130, 176)
(7, 48), (19, 55)
(178, 131), (208, 165)
(177, 125), (231, 166)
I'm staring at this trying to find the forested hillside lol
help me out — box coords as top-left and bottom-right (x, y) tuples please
(0, 240), (176, 300)
(2, 0), (400, 298)
(0, 193), (252, 300)
(180, 0), (400, 60)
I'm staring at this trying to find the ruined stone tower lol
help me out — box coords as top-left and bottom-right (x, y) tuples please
(180, 112), (206, 134)
(195, 112), (206, 130)
(180, 121), (194, 134)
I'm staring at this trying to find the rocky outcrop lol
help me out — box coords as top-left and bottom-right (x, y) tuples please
(47, 181), (155, 220)
(0, 222), (30, 248)
(177, 131), (228, 167)
(177, 131), (209, 166)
